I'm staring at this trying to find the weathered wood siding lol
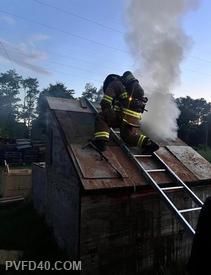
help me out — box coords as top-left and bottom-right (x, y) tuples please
(80, 184), (211, 274)
(32, 163), (46, 215)
(45, 110), (80, 258)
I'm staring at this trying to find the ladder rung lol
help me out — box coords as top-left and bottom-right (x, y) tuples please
(146, 169), (166, 172)
(86, 98), (204, 236)
(179, 207), (202, 213)
(161, 186), (184, 191)
(134, 154), (152, 158)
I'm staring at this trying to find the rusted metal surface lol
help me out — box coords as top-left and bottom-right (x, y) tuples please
(154, 137), (186, 147)
(167, 146), (211, 180)
(54, 108), (201, 188)
(55, 110), (95, 144)
(47, 96), (92, 113)
(136, 156), (163, 170)
(110, 146), (174, 185)
(83, 178), (135, 190)
(109, 146), (147, 186)
(54, 110), (135, 189)
(148, 170), (173, 184)
(70, 144), (141, 189)
(47, 97), (211, 190)
(157, 147), (198, 182)
(79, 145), (147, 190)
(71, 144), (128, 179)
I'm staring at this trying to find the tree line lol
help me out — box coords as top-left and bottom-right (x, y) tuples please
(176, 97), (211, 148)
(0, 69), (99, 139)
(0, 69), (210, 149)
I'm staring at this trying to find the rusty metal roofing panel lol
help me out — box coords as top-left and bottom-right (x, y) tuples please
(82, 178), (135, 190)
(109, 146), (147, 186)
(50, 98), (210, 190)
(154, 137), (186, 147)
(156, 147), (197, 182)
(71, 144), (128, 179)
(135, 156), (163, 170)
(54, 110), (95, 144)
(110, 146), (174, 185)
(53, 110), (135, 189)
(166, 146), (211, 180)
(47, 97), (92, 113)
(69, 144), (135, 189)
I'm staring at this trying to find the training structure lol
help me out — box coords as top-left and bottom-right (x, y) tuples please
(33, 97), (211, 274)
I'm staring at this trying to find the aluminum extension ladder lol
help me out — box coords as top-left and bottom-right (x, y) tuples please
(85, 98), (204, 236)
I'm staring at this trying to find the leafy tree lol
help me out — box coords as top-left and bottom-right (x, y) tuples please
(176, 96), (211, 146)
(205, 112), (211, 147)
(0, 70), (22, 137)
(197, 146), (211, 163)
(33, 83), (75, 139)
(44, 82), (74, 98)
(81, 83), (98, 102)
(21, 77), (39, 135)
(37, 82), (75, 115)
(96, 86), (103, 103)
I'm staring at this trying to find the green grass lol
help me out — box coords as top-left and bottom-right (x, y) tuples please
(196, 145), (211, 163)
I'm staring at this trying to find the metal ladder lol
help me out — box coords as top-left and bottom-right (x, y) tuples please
(85, 98), (204, 236)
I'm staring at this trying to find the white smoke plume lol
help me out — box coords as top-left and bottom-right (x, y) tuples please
(125, 0), (201, 141)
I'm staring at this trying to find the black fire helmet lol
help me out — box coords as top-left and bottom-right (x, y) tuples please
(103, 74), (120, 92)
(122, 71), (145, 99)
(121, 71), (138, 87)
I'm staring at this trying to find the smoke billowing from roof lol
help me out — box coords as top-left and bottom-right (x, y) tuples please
(125, 0), (201, 141)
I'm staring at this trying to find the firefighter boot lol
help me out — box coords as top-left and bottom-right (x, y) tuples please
(92, 139), (108, 152)
(142, 138), (159, 154)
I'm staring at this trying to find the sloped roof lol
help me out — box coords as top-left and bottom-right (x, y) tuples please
(46, 97), (211, 190)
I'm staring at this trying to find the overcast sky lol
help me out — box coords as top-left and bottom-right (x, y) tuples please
(0, 0), (211, 102)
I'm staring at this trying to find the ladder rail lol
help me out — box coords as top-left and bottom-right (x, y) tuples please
(144, 170), (196, 235)
(85, 98), (199, 236)
(153, 152), (204, 207)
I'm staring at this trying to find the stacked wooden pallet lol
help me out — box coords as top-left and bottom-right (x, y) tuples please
(0, 138), (46, 164)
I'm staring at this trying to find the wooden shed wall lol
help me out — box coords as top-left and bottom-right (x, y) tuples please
(45, 110), (80, 258)
(80, 184), (211, 274)
(32, 163), (46, 215)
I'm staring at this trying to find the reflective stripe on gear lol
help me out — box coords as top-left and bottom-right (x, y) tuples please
(102, 95), (113, 104)
(122, 108), (142, 119)
(119, 91), (128, 99)
(122, 118), (140, 128)
(94, 131), (110, 139)
(137, 134), (146, 147)
(113, 105), (121, 111)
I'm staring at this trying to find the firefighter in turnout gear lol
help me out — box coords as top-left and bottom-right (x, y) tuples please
(93, 71), (159, 153)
